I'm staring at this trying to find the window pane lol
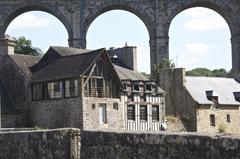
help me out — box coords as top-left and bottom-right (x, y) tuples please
(65, 79), (78, 97)
(152, 105), (159, 121)
(210, 114), (215, 126)
(47, 81), (63, 99)
(99, 104), (107, 124)
(32, 83), (44, 101)
(227, 114), (231, 123)
(140, 105), (147, 121)
(127, 105), (135, 121)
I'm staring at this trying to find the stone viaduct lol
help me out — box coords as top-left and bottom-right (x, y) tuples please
(0, 0), (240, 75)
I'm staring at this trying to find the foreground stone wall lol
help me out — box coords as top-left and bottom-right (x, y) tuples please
(81, 130), (240, 159)
(0, 128), (79, 159)
(1, 129), (240, 159)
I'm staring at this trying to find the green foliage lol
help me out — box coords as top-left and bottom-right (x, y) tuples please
(141, 72), (150, 78)
(14, 36), (42, 56)
(166, 115), (178, 122)
(153, 58), (175, 82)
(218, 124), (227, 133)
(186, 68), (231, 77)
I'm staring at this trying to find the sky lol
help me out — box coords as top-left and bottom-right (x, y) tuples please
(6, 7), (231, 73)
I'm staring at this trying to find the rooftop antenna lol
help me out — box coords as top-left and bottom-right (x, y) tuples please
(176, 55), (178, 67)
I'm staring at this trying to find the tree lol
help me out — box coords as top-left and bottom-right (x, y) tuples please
(14, 36), (42, 56)
(186, 68), (213, 77)
(212, 68), (227, 77)
(153, 58), (175, 82)
(186, 68), (229, 77)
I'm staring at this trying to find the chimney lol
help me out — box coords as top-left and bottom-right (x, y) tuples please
(0, 35), (16, 55)
(108, 46), (137, 71)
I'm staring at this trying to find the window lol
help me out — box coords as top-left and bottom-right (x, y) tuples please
(210, 114), (215, 127)
(99, 104), (107, 124)
(227, 114), (231, 123)
(47, 81), (63, 99)
(140, 95), (145, 102)
(85, 78), (113, 98)
(152, 105), (159, 121)
(140, 105), (147, 121)
(32, 83), (44, 101)
(134, 85), (139, 91)
(128, 94), (134, 102)
(65, 79), (79, 97)
(127, 105), (135, 121)
(146, 85), (152, 91)
(113, 103), (118, 110)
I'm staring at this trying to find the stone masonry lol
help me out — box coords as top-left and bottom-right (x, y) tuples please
(0, 0), (240, 75)
(1, 128), (240, 159)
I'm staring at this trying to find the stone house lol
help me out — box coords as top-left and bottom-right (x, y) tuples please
(0, 37), (165, 131)
(159, 68), (240, 134)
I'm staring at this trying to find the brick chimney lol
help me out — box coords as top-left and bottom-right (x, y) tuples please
(0, 35), (16, 55)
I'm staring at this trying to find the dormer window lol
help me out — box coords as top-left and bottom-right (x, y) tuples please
(133, 85), (139, 91)
(233, 92), (240, 102)
(206, 90), (219, 102)
(146, 85), (152, 91)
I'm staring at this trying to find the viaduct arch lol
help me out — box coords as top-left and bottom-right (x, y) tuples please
(0, 0), (240, 75)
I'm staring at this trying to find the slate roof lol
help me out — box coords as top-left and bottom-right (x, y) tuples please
(185, 77), (240, 105)
(9, 54), (41, 78)
(114, 64), (148, 81)
(51, 46), (92, 56)
(31, 48), (104, 82)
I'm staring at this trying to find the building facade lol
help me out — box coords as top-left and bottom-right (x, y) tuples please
(0, 37), (165, 131)
(159, 68), (240, 134)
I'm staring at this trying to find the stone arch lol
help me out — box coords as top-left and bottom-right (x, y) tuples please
(167, 1), (234, 37)
(163, 0), (240, 75)
(84, 3), (155, 44)
(0, 4), (72, 45)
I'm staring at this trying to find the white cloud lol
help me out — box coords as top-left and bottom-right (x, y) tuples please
(185, 42), (209, 53)
(183, 8), (229, 31)
(8, 12), (51, 30)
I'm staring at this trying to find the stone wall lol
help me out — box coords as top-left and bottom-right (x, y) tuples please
(0, 54), (29, 109)
(1, 114), (25, 128)
(197, 105), (240, 135)
(80, 130), (240, 159)
(30, 97), (125, 131)
(0, 128), (79, 159)
(82, 97), (124, 130)
(30, 98), (83, 129)
(1, 129), (240, 158)
(159, 68), (197, 131)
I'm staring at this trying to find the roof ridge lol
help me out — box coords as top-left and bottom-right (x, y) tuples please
(186, 76), (233, 80)
(57, 48), (106, 58)
(50, 46), (92, 51)
(9, 54), (41, 58)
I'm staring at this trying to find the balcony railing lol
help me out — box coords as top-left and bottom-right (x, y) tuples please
(85, 87), (110, 98)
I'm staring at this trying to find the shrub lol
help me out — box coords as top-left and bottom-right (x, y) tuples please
(218, 124), (227, 133)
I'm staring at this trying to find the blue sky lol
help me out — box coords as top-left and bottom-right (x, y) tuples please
(6, 7), (231, 73)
